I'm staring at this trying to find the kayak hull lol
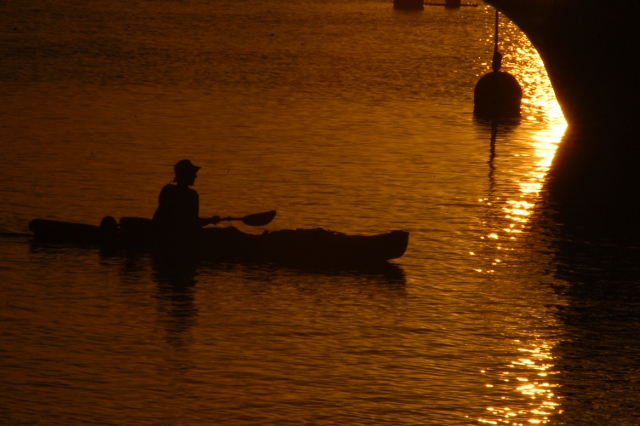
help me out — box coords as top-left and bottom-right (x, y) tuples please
(29, 217), (409, 267)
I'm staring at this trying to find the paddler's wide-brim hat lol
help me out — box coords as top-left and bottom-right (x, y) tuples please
(173, 159), (201, 182)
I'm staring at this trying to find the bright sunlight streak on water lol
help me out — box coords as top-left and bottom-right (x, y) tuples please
(478, 340), (562, 425)
(475, 13), (566, 425)
(502, 18), (566, 230)
(481, 16), (567, 245)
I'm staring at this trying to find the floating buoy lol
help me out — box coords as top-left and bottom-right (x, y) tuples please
(473, 10), (522, 119)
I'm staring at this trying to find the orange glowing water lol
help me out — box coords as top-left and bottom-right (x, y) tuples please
(2, 1), (639, 425)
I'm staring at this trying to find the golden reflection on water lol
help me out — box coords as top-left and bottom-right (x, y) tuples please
(476, 16), (567, 252)
(479, 341), (562, 425)
(500, 20), (567, 233)
(475, 14), (567, 425)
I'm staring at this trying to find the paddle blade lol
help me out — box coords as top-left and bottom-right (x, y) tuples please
(241, 210), (276, 226)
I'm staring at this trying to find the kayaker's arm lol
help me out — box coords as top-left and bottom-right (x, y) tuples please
(199, 216), (221, 227)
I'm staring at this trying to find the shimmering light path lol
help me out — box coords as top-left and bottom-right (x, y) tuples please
(473, 15), (567, 426)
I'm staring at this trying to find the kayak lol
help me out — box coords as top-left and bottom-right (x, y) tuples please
(28, 216), (409, 267)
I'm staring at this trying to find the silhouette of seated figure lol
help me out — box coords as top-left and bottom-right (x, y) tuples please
(152, 159), (221, 243)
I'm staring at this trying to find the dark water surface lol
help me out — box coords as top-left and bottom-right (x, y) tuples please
(2, 0), (639, 424)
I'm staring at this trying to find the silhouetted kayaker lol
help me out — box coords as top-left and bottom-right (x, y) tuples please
(152, 160), (221, 241)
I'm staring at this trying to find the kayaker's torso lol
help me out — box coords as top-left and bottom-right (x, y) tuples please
(152, 183), (201, 237)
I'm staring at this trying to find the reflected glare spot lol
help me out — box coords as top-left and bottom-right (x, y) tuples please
(511, 209), (530, 216)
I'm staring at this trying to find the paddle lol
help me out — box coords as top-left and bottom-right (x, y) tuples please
(118, 210), (276, 232)
(216, 210), (276, 227)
